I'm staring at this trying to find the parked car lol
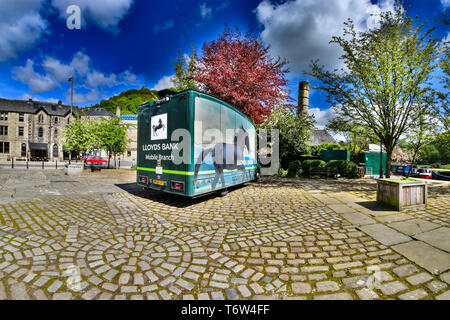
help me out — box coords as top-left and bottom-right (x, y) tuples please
(84, 155), (108, 168)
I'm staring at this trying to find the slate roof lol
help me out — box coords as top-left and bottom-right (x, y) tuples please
(308, 129), (337, 145)
(81, 108), (116, 118)
(0, 98), (76, 116)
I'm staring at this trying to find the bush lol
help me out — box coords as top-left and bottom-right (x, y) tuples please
(430, 163), (441, 169)
(278, 168), (287, 177)
(302, 160), (326, 174)
(326, 160), (359, 178)
(287, 160), (302, 178)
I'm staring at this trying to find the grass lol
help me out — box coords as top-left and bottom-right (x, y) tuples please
(382, 178), (420, 183)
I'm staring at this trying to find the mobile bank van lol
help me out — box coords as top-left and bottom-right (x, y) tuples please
(136, 90), (259, 197)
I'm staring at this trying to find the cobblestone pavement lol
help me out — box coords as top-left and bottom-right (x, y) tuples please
(0, 169), (448, 300)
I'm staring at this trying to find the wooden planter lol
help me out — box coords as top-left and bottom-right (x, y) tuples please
(377, 179), (427, 211)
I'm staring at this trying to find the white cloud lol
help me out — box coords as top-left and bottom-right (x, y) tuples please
(0, 0), (47, 61)
(154, 20), (174, 33)
(12, 51), (139, 95)
(441, 0), (450, 9)
(12, 59), (57, 93)
(200, 3), (213, 19)
(50, 0), (134, 33)
(152, 75), (175, 91)
(309, 107), (336, 130)
(255, 0), (396, 74)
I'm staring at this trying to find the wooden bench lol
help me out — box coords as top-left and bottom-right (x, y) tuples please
(309, 167), (339, 178)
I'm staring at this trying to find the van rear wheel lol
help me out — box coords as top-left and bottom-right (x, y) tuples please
(218, 189), (229, 197)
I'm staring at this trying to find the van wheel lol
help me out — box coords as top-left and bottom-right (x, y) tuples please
(254, 170), (261, 182)
(218, 189), (229, 197)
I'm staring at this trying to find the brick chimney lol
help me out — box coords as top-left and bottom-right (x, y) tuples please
(298, 81), (309, 114)
(116, 105), (121, 117)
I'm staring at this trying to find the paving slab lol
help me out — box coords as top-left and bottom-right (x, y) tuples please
(360, 224), (412, 246)
(392, 241), (450, 274)
(376, 214), (415, 224)
(342, 212), (376, 226)
(413, 227), (450, 253)
(328, 204), (356, 214)
(388, 219), (440, 236)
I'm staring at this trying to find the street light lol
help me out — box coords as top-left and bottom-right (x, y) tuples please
(68, 76), (74, 164)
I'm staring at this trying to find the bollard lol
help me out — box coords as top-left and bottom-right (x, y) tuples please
(42, 160), (44, 169)
(56, 160), (58, 169)
(119, 160), (120, 169)
(12, 158), (14, 169)
(27, 160), (29, 169)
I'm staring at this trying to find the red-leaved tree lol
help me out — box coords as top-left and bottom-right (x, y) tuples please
(192, 27), (291, 124)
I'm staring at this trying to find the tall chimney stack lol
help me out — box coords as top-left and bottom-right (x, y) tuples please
(116, 105), (121, 117)
(298, 81), (309, 115)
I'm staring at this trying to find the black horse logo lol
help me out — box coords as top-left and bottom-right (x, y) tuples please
(193, 126), (251, 191)
(152, 118), (166, 136)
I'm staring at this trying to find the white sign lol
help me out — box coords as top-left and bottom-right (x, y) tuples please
(151, 113), (167, 140)
(156, 166), (163, 175)
(369, 144), (384, 153)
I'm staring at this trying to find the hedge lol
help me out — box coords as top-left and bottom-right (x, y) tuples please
(302, 160), (326, 174)
(287, 160), (302, 178)
(326, 160), (359, 178)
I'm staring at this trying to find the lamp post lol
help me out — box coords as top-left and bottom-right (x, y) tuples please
(68, 76), (74, 164)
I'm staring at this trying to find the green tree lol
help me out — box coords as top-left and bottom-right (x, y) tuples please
(307, 4), (440, 177)
(172, 46), (198, 92)
(327, 114), (377, 161)
(258, 106), (315, 169)
(62, 119), (100, 157)
(97, 118), (130, 168)
(405, 115), (435, 177)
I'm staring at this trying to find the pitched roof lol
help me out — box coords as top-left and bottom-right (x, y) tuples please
(308, 129), (337, 145)
(81, 108), (115, 118)
(0, 98), (76, 117)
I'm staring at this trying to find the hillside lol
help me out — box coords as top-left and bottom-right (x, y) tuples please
(85, 87), (160, 115)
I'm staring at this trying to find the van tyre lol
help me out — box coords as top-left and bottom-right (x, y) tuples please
(254, 169), (261, 182)
(218, 189), (229, 197)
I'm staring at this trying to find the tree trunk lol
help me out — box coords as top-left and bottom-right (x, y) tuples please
(406, 149), (419, 179)
(385, 146), (393, 178)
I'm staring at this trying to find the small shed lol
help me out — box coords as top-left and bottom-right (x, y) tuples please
(320, 150), (350, 162)
(358, 152), (387, 176)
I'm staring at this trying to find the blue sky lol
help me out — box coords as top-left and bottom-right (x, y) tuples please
(0, 0), (448, 127)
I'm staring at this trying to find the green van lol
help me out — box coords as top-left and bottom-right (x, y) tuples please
(136, 90), (259, 197)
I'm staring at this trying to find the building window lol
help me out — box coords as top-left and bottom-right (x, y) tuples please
(38, 127), (44, 138)
(0, 126), (7, 136)
(19, 113), (24, 122)
(0, 142), (9, 153)
(21, 143), (26, 157)
(54, 129), (58, 139)
(0, 112), (8, 121)
(18, 127), (24, 137)
(54, 117), (59, 125)
(38, 114), (44, 124)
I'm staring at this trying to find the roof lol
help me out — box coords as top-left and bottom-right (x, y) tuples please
(120, 114), (138, 121)
(308, 129), (337, 145)
(81, 108), (115, 118)
(0, 98), (76, 116)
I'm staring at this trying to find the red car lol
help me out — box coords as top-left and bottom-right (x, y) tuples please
(84, 155), (108, 168)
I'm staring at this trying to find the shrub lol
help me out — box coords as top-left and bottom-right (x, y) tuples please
(430, 163), (441, 169)
(278, 168), (287, 177)
(287, 160), (302, 178)
(302, 160), (326, 174)
(326, 160), (359, 178)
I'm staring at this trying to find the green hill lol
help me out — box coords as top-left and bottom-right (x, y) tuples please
(85, 87), (160, 115)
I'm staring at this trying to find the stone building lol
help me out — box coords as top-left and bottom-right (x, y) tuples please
(0, 98), (76, 161)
